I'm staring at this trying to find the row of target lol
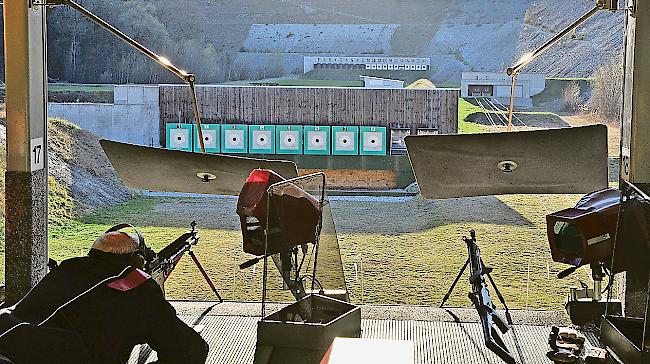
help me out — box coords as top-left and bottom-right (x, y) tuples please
(166, 123), (387, 155)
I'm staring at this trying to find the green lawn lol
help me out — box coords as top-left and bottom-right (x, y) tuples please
(0, 192), (601, 311)
(458, 98), (492, 134)
(0, 98), (600, 311)
(458, 97), (569, 132)
(48, 83), (114, 92)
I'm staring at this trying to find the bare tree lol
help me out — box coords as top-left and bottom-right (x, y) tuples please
(562, 81), (581, 112)
(588, 54), (624, 123)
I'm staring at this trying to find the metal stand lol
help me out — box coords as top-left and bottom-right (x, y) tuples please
(439, 257), (513, 326)
(260, 173), (326, 319)
(188, 250), (223, 303)
(439, 231), (515, 364)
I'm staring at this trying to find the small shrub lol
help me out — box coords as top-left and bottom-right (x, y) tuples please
(588, 54), (624, 122)
(562, 81), (582, 112)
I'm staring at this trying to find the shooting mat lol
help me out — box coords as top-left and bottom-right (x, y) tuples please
(406, 125), (608, 199)
(100, 140), (298, 195)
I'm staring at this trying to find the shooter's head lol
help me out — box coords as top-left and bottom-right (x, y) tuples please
(90, 231), (145, 269)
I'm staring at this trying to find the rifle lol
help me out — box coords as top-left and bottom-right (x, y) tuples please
(464, 230), (515, 364)
(145, 221), (223, 302)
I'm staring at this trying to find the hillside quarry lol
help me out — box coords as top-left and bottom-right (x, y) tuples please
(0, 0), (623, 84)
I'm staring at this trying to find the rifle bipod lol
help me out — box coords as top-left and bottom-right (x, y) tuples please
(440, 258), (513, 326)
(438, 230), (515, 364)
(187, 249), (224, 303)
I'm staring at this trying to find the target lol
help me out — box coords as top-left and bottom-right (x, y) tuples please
(308, 131), (327, 150)
(224, 130), (245, 148)
(279, 131), (300, 150)
(304, 126), (330, 155)
(335, 132), (355, 151)
(251, 129), (274, 152)
(256, 133), (269, 146)
(193, 125), (220, 153)
(200, 130), (217, 148)
(169, 128), (190, 149)
(360, 126), (387, 155)
(363, 131), (383, 151)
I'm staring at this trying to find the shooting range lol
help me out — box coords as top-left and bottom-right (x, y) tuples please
(2, 0), (650, 363)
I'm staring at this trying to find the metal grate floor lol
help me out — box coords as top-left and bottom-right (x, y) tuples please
(128, 312), (595, 364)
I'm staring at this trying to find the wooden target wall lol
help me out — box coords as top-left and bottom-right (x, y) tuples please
(158, 85), (459, 146)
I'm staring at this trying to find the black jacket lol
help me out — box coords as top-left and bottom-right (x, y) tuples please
(0, 250), (208, 364)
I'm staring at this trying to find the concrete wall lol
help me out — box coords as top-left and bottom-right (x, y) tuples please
(47, 85), (160, 146)
(460, 72), (546, 108)
(360, 75), (405, 89)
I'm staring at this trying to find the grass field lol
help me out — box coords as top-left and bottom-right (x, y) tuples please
(0, 192), (600, 311)
(458, 98), (492, 133)
(48, 83), (114, 93)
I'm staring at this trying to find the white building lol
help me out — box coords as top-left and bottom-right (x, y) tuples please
(304, 56), (431, 73)
(460, 72), (546, 108)
(359, 75), (404, 89)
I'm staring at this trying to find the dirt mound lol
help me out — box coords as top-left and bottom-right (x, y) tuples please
(47, 119), (132, 217)
(0, 117), (132, 221)
(407, 79), (436, 89)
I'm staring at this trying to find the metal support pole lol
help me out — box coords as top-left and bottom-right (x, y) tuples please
(63, 0), (192, 84)
(3, 0), (49, 304)
(189, 81), (206, 153)
(53, 0), (207, 153)
(506, 74), (517, 132)
(507, 6), (600, 76)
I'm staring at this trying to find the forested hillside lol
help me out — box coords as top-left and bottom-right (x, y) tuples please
(0, 0), (624, 84)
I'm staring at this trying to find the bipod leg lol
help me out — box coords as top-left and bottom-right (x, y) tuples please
(440, 258), (469, 308)
(483, 263), (512, 325)
(188, 250), (224, 303)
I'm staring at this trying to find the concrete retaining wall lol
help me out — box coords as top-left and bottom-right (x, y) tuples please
(47, 85), (160, 146)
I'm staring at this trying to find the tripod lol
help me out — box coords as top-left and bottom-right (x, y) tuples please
(439, 230), (513, 325)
